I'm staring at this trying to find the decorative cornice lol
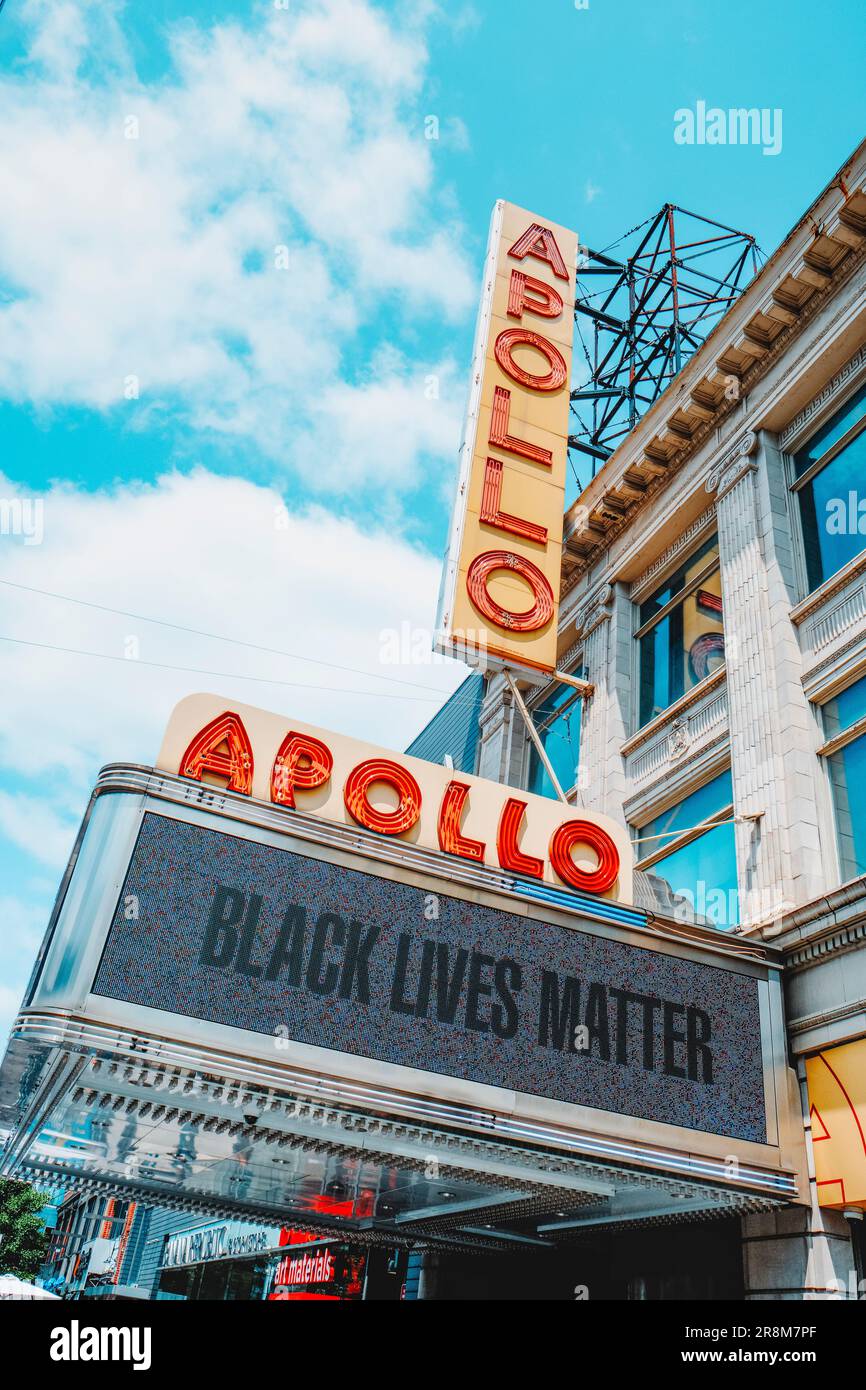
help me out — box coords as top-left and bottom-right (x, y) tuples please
(573, 581), (614, 640)
(779, 342), (866, 449)
(801, 628), (866, 696)
(557, 636), (585, 672)
(787, 996), (866, 1036)
(756, 872), (866, 949)
(786, 920), (866, 971)
(625, 730), (729, 817)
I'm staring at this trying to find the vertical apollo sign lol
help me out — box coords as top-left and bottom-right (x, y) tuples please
(437, 203), (578, 674)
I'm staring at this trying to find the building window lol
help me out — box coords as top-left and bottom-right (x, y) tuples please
(636, 534), (725, 729)
(820, 671), (866, 882)
(792, 379), (866, 593)
(634, 769), (738, 929)
(527, 679), (583, 800)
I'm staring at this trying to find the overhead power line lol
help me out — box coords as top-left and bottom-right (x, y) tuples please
(0, 577), (448, 696)
(0, 633), (443, 703)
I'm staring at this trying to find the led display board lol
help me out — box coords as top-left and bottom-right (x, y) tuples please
(93, 812), (766, 1142)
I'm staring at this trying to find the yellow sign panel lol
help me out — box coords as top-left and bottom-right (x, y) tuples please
(805, 1038), (866, 1208)
(437, 202), (578, 674)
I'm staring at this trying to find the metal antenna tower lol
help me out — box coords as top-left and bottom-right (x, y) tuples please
(569, 204), (762, 486)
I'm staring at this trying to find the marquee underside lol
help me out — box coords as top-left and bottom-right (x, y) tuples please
(1, 1017), (793, 1254)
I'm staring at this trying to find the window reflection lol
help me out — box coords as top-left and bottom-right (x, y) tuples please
(823, 672), (866, 881)
(794, 381), (866, 592)
(527, 679), (583, 800)
(635, 771), (738, 929)
(637, 535), (724, 728)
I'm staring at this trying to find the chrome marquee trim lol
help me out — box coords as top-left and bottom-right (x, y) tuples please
(8, 1012), (798, 1201)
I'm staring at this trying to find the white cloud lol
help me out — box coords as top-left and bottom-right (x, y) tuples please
(0, 793), (78, 870)
(300, 355), (464, 489)
(0, 468), (466, 791)
(0, 893), (56, 1049)
(0, 0), (473, 489)
(0, 2), (477, 1048)
(0, 894), (51, 955)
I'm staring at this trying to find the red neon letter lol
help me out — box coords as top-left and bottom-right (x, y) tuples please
(466, 550), (554, 632)
(549, 820), (620, 895)
(494, 329), (567, 392)
(497, 797), (544, 879)
(180, 711), (254, 796)
(344, 758), (422, 836)
(480, 458), (547, 544)
(507, 269), (563, 321)
(271, 731), (333, 808)
(489, 386), (552, 467)
(507, 223), (569, 281)
(438, 781), (485, 863)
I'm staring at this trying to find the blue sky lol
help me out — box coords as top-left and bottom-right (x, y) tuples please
(0, 0), (863, 1041)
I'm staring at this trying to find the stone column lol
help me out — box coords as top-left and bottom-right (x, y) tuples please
(709, 430), (828, 925)
(572, 581), (629, 825)
(476, 671), (524, 789)
(741, 1207), (858, 1299)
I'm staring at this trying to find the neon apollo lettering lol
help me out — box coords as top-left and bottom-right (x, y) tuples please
(179, 709), (622, 897)
(462, 220), (571, 641)
(50, 1321), (151, 1372)
(437, 205), (577, 673)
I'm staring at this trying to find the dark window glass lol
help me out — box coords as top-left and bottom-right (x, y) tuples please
(824, 675), (866, 882)
(826, 737), (866, 882)
(637, 770), (733, 854)
(798, 431), (866, 591)
(638, 536), (724, 728)
(637, 771), (738, 929)
(527, 680), (583, 800)
(794, 380), (866, 477)
(795, 386), (866, 592)
(823, 672), (866, 741)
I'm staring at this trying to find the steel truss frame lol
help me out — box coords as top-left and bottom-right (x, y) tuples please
(570, 204), (761, 486)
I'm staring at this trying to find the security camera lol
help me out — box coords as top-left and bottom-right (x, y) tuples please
(243, 1113), (259, 1127)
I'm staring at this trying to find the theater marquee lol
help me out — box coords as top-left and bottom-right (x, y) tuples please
(0, 768), (803, 1224)
(0, 698), (804, 1225)
(436, 201), (579, 675)
(93, 811), (766, 1140)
